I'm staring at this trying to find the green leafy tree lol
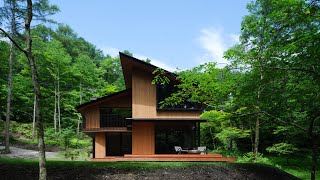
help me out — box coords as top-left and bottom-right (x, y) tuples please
(201, 110), (251, 151)
(225, 0), (320, 179)
(0, 0), (59, 179)
(157, 63), (237, 109)
(266, 143), (298, 164)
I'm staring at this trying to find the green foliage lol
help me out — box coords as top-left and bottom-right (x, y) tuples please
(64, 149), (80, 160)
(216, 127), (251, 150)
(200, 110), (251, 150)
(0, 121), (91, 150)
(60, 128), (75, 150)
(238, 152), (272, 165)
(0, 24), (126, 131)
(157, 62), (238, 110)
(224, 0), (320, 178)
(9, 121), (33, 139)
(266, 143), (298, 156)
(152, 68), (170, 85)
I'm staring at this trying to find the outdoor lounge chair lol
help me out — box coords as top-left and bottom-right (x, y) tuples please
(197, 146), (208, 154)
(174, 146), (188, 154)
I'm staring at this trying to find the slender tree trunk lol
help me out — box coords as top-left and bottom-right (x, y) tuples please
(0, 93), (2, 122)
(77, 82), (82, 133)
(308, 113), (319, 180)
(57, 70), (61, 132)
(250, 133), (254, 154)
(310, 136), (318, 180)
(254, 113), (259, 160)
(4, 41), (13, 153)
(54, 83), (57, 133)
(4, 0), (17, 154)
(25, 0), (46, 179)
(79, 82), (82, 105)
(209, 126), (216, 150)
(32, 95), (36, 138)
(254, 70), (263, 161)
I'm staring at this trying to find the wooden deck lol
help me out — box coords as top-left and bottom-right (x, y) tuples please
(92, 154), (236, 162)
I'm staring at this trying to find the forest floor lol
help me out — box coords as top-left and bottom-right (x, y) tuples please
(0, 146), (299, 180)
(0, 160), (300, 180)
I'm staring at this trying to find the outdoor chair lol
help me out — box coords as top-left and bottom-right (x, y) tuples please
(197, 146), (208, 154)
(174, 146), (188, 154)
(174, 146), (182, 154)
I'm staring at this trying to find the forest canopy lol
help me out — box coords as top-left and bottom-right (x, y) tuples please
(0, 0), (319, 179)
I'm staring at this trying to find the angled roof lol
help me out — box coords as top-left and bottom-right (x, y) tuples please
(77, 53), (178, 111)
(120, 52), (177, 88)
(76, 89), (131, 111)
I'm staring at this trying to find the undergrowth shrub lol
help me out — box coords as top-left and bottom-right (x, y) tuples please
(238, 152), (273, 165)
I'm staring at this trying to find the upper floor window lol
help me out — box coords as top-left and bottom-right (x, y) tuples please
(100, 108), (132, 127)
(156, 83), (202, 111)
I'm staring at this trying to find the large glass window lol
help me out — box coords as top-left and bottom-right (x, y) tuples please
(106, 133), (132, 156)
(156, 83), (202, 110)
(155, 125), (197, 154)
(100, 108), (131, 127)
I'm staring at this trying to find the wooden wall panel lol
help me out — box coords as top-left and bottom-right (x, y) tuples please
(97, 93), (132, 108)
(132, 122), (154, 155)
(83, 93), (132, 129)
(85, 106), (100, 128)
(132, 69), (157, 118)
(95, 133), (106, 158)
(132, 68), (201, 119)
(156, 111), (201, 118)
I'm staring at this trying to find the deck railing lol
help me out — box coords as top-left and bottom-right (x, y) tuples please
(100, 114), (130, 127)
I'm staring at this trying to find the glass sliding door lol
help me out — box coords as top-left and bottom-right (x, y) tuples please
(106, 133), (132, 156)
(155, 125), (196, 154)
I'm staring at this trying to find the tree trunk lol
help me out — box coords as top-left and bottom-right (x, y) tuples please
(57, 70), (61, 132)
(4, 0), (17, 154)
(32, 95), (36, 138)
(254, 113), (260, 161)
(54, 83), (57, 133)
(25, 0), (46, 179)
(77, 83), (82, 133)
(0, 93), (2, 122)
(209, 126), (216, 150)
(310, 136), (318, 180)
(254, 69), (263, 161)
(308, 113), (319, 180)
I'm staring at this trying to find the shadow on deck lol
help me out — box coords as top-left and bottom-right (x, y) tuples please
(92, 154), (236, 162)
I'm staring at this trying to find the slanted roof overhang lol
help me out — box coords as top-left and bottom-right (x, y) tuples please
(76, 89), (131, 112)
(119, 52), (178, 89)
(126, 118), (206, 122)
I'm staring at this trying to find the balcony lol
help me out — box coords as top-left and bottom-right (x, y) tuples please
(82, 108), (132, 133)
(82, 114), (131, 133)
(100, 114), (131, 127)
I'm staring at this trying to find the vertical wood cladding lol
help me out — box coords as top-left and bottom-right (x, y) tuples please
(83, 92), (132, 129)
(95, 132), (106, 158)
(132, 122), (155, 154)
(132, 69), (157, 118)
(85, 106), (100, 128)
(132, 68), (201, 118)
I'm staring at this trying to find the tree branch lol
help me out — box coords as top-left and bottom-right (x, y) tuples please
(232, 111), (257, 117)
(257, 65), (320, 78)
(0, 27), (27, 55)
(261, 111), (307, 131)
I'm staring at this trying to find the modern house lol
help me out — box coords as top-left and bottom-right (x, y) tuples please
(77, 52), (235, 162)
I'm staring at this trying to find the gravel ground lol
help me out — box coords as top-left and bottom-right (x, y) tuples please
(0, 146), (58, 159)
